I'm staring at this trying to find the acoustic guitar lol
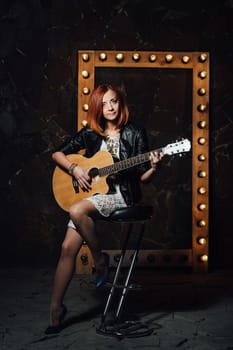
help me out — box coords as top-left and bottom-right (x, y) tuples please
(52, 138), (191, 211)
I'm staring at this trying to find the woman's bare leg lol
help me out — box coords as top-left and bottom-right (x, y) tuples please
(49, 227), (83, 326)
(69, 200), (106, 274)
(49, 200), (105, 327)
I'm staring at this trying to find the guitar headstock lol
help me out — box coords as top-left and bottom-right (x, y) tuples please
(163, 138), (191, 156)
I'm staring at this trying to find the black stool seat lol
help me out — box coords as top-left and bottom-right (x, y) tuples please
(107, 205), (154, 222)
(96, 204), (154, 339)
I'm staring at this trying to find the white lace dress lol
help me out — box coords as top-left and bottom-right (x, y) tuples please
(68, 135), (127, 229)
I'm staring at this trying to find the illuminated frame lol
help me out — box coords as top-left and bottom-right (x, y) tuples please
(77, 50), (209, 273)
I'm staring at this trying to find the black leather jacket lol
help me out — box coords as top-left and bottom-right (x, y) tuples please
(58, 122), (151, 205)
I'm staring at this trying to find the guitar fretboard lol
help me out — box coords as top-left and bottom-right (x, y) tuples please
(99, 148), (163, 177)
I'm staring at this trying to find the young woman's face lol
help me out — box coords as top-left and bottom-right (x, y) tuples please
(102, 89), (120, 122)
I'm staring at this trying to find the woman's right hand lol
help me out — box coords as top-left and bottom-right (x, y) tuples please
(52, 151), (92, 191)
(72, 166), (92, 192)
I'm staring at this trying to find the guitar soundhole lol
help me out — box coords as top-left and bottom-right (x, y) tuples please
(89, 167), (99, 179)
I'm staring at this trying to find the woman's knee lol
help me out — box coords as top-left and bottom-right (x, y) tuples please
(69, 202), (83, 221)
(60, 240), (77, 258)
(69, 201), (92, 223)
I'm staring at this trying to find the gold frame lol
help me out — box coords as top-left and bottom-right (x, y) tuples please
(77, 50), (209, 273)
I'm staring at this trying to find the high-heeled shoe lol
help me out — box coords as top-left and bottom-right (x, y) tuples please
(45, 304), (67, 334)
(95, 252), (110, 288)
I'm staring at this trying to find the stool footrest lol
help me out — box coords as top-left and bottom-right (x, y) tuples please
(106, 282), (142, 290)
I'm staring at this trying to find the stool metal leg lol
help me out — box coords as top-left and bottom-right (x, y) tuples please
(96, 206), (154, 338)
(97, 221), (149, 339)
(100, 223), (133, 325)
(114, 222), (145, 323)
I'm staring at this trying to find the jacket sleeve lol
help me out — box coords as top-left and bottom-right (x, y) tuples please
(134, 127), (151, 176)
(119, 125), (150, 178)
(56, 128), (86, 155)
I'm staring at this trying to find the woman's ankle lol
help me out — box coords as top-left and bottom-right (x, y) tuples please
(50, 303), (62, 325)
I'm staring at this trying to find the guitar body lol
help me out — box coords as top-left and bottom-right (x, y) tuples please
(52, 150), (114, 212)
(52, 138), (191, 212)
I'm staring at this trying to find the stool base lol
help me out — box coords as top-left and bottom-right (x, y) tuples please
(96, 320), (154, 339)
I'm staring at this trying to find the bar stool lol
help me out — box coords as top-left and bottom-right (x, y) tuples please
(96, 204), (154, 339)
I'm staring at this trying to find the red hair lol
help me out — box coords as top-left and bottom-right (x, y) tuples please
(87, 83), (129, 136)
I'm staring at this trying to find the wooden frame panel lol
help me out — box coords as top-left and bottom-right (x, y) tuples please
(76, 50), (209, 273)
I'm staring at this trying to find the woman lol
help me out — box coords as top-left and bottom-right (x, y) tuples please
(45, 83), (162, 334)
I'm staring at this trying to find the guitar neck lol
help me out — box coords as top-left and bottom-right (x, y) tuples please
(99, 147), (163, 177)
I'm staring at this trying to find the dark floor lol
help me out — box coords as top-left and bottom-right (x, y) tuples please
(1, 267), (233, 350)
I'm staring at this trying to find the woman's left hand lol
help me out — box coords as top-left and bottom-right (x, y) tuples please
(149, 151), (163, 171)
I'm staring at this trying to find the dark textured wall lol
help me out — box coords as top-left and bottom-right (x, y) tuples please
(0, 0), (232, 268)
